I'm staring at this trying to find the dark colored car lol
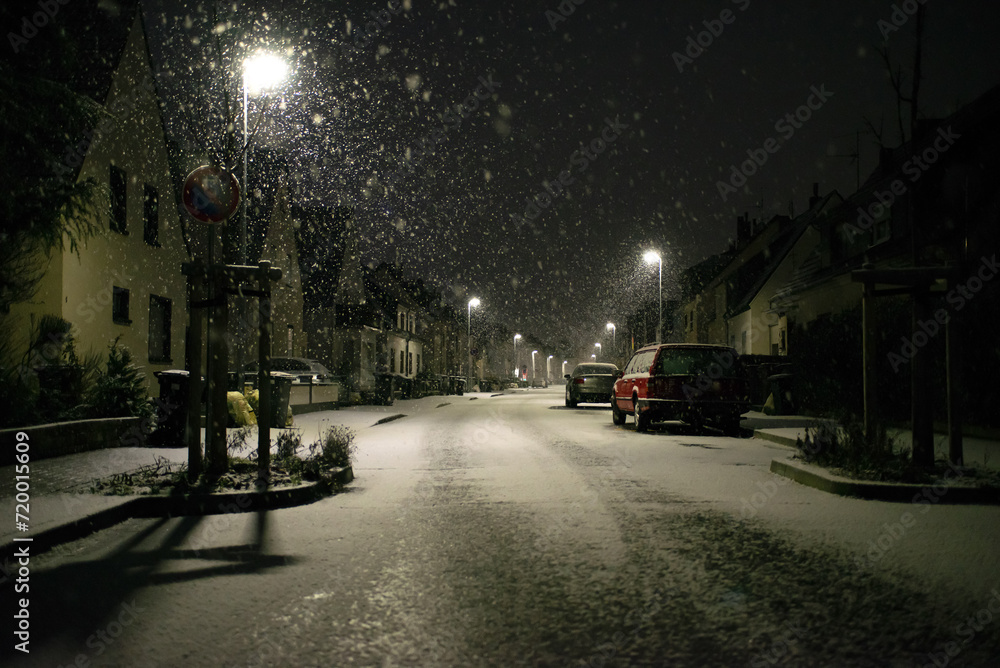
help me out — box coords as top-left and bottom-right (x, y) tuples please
(611, 343), (748, 435)
(565, 363), (620, 407)
(244, 357), (335, 385)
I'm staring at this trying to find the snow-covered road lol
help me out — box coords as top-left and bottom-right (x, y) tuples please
(8, 389), (1000, 666)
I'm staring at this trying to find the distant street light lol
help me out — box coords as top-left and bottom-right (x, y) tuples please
(547, 354), (553, 381)
(591, 354), (596, 360)
(562, 360), (568, 376)
(644, 250), (662, 343)
(606, 322), (616, 352)
(594, 342), (601, 361)
(513, 333), (522, 378)
(468, 297), (480, 380)
(531, 350), (538, 381)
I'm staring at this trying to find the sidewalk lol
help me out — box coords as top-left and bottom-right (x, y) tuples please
(747, 411), (1000, 471)
(0, 394), (463, 555)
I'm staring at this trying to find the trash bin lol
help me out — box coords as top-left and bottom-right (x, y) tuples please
(152, 370), (194, 446)
(765, 373), (796, 415)
(455, 376), (465, 396)
(265, 371), (294, 428)
(374, 373), (394, 406)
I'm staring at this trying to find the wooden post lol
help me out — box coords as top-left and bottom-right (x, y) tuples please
(257, 260), (272, 488)
(207, 264), (229, 475)
(911, 288), (934, 467)
(185, 260), (204, 478)
(946, 312), (964, 465)
(861, 278), (879, 446)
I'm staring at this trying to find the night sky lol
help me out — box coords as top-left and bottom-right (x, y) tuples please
(139, 0), (1000, 345)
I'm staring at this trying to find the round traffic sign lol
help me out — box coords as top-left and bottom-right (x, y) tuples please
(182, 165), (241, 223)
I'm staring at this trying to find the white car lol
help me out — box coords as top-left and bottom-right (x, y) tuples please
(244, 357), (335, 384)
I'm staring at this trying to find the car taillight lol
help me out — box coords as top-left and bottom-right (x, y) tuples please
(574, 378), (585, 384)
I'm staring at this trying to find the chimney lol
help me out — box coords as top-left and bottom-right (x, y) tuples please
(808, 182), (820, 209)
(737, 214), (750, 246)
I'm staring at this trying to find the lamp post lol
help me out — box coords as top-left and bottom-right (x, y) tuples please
(594, 342), (602, 362)
(547, 354), (553, 382)
(531, 350), (538, 383)
(242, 52), (288, 266)
(513, 333), (521, 379)
(644, 250), (662, 343)
(236, 52), (287, 389)
(562, 360), (568, 377)
(467, 297), (480, 381)
(606, 322), (616, 355)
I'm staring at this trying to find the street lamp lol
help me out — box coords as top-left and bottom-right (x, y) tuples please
(562, 360), (568, 376)
(644, 250), (662, 343)
(606, 322), (616, 352)
(513, 333), (522, 379)
(531, 350), (538, 382)
(235, 52), (287, 390)
(242, 52), (288, 265)
(467, 297), (480, 380)
(547, 354), (553, 381)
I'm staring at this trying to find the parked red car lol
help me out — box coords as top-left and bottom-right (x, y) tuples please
(611, 343), (749, 435)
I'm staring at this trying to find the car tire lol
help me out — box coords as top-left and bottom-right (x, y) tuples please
(634, 397), (650, 433)
(611, 396), (625, 425)
(565, 387), (577, 408)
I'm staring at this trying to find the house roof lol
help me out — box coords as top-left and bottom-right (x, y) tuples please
(293, 205), (354, 309)
(0, 0), (140, 104)
(726, 190), (843, 317)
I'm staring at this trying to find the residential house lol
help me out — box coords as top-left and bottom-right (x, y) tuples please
(726, 188), (843, 355)
(4, 4), (190, 398)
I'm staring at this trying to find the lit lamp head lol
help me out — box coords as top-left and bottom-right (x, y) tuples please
(244, 52), (288, 94)
(643, 250), (661, 265)
(468, 297), (481, 308)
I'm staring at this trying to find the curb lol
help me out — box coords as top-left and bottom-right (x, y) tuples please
(0, 465), (353, 561)
(770, 458), (1000, 505)
(753, 430), (799, 448)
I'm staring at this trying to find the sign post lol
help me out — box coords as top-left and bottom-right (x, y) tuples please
(182, 166), (241, 476)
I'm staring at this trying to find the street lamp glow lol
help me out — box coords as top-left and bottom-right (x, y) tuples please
(243, 52), (288, 94)
(531, 350), (538, 381)
(644, 250), (663, 343)
(594, 342), (601, 362)
(562, 360), (568, 376)
(606, 322), (616, 353)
